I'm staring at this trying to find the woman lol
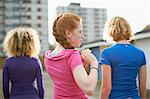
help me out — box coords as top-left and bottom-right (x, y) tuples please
(3, 27), (44, 99)
(44, 13), (98, 99)
(99, 17), (147, 99)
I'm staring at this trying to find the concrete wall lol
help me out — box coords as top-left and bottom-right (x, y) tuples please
(134, 37), (150, 89)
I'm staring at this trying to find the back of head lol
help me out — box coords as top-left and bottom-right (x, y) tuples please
(3, 27), (40, 57)
(52, 13), (81, 49)
(108, 16), (133, 42)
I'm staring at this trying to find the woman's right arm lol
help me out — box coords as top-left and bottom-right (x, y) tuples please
(72, 50), (98, 96)
(138, 65), (147, 99)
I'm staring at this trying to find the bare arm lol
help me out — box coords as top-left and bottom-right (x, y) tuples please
(99, 64), (111, 99)
(72, 50), (98, 96)
(73, 63), (98, 96)
(138, 65), (147, 99)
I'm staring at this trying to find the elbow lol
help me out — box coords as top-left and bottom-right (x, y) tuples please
(101, 84), (111, 92)
(139, 86), (146, 92)
(139, 84), (146, 91)
(102, 87), (111, 93)
(84, 86), (95, 96)
(84, 87), (95, 96)
(79, 80), (97, 96)
(82, 82), (95, 96)
(101, 86), (111, 94)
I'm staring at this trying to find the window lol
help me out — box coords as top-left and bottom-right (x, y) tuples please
(95, 34), (100, 37)
(95, 17), (100, 20)
(37, 8), (41, 12)
(82, 8), (87, 11)
(37, 0), (41, 4)
(83, 39), (87, 42)
(40, 39), (42, 43)
(12, 7), (19, 11)
(23, 0), (31, 3)
(0, 30), (5, 36)
(22, 23), (31, 27)
(37, 24), (41, 27)
(94, 13), (99, 16)
(83, 30), (87, 33)
(78, 12), (81, 15)
(84, 34), (88, 37)
(27, 8), (31, 11)
(68, 8), (74, 11)
(94, 9), (99, 12)
(37, 16), (41, 20)
(0, 16), (4, 20)
(82, 21), (87, 24)
(95, 30), (100, 33)
(27, 16), (31, 19)
(83, 26), (87, 29)
(94, 21), (99, 24)
(94, 26), (99, 29)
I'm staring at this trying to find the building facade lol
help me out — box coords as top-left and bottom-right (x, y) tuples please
(56, 3), (107, 44)
(0, 0), (49, 56)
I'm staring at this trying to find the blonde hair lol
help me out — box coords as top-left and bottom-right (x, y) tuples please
(105, 16), (133, 42)
(52, 13), (81, 49)
(3, 27), (40, 57)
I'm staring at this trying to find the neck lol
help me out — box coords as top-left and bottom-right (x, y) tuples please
(50, 44), (65, 57)
(55, 44), (65, 51)
(116, 40), (130, 44)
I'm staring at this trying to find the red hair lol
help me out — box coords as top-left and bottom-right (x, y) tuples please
(52, 13), (81, 49)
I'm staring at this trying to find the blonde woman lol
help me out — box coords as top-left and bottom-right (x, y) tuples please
(2, 27), (44, 99)
(99, 17), (147, 99)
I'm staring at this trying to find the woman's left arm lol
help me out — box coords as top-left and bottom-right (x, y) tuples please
(138, 65), (147, 99)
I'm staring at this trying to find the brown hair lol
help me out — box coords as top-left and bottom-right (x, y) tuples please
(3, 27), (40, 57)
(52, 13), (81, 49)
(108, 16), (133, 42)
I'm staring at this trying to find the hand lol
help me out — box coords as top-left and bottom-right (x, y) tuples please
(82, 58), (89, 69)
(80, 49), (98, 68)
(79, 49), (90, 68)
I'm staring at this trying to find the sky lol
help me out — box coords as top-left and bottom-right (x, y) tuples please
(48, 0), (149, 44)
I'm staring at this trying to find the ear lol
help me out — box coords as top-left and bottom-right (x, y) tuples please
(65, 30), (72, 39)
